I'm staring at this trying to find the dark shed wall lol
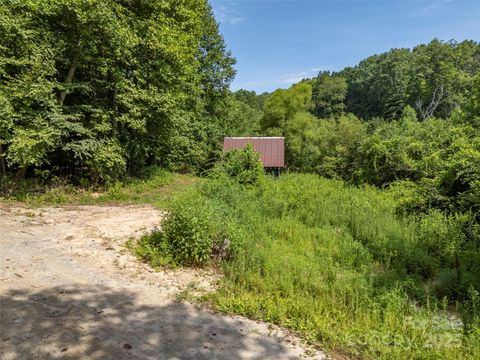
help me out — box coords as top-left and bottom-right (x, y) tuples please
(223, 137), (285, 168)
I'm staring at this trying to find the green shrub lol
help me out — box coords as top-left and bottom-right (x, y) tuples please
(165, 197), (216, 265)
(137, 184), (245, 266)
(85, 139), (127, 184)
(209, 144), (264, 185)
(136, 192), (214, 266)
(135, 231), (174, 268)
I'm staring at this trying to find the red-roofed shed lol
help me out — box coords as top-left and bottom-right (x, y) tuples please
(223, 137), (285, 168)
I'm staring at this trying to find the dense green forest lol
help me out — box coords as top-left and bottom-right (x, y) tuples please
(0, 0), (239, 181)
(1, 1), (479, 359)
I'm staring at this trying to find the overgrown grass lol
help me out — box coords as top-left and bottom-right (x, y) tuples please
(0, 167), (199, 207)
(138, 173), (480, 359)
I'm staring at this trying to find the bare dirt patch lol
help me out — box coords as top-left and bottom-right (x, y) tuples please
(0, 205), (326, 359)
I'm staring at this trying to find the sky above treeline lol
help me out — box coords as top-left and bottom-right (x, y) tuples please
(211, 0), (480, 93)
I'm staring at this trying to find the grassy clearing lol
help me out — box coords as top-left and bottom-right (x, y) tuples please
(138, 173), (480, 359)
(0, 168), (199, 208)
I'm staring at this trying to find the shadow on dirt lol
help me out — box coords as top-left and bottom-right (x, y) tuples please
(0, 285), (296, 360)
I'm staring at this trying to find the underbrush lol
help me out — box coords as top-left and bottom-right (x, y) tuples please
(137, 173), (480, 359)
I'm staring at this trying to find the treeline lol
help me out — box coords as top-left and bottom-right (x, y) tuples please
(234, 39), (480, 218)
(243, 40), (480, 127)
(0, 0), (246, 182)
(341, 39), (480, 121)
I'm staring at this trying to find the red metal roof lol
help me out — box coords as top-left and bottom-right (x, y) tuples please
(223, 137), (285, 168)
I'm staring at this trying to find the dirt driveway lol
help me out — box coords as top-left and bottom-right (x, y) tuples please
(0, 205), (326, 360)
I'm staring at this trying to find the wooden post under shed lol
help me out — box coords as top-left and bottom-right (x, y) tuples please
(223, 137), (285, 176)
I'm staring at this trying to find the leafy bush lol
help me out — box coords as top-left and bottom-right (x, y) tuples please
(209, 144), (264, 185)
(137, 192), (214, 266)
(137, 183), (245, 266)
(85, 140), (127, 184)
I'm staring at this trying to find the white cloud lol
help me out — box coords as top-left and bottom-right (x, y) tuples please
(280, 75), (308, 84)
(278, 68), (326, 85)
(309, 67), (327, 73)
(409, 0), (453, 18)
(213, 2), (245, 25)
(242, 81), (265, 87)
(281, 78), (303, 84)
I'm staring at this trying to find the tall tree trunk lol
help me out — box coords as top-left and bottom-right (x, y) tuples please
(58, 38), (84, 105)
(0, 143), (6, 177)
(112, 81), (118, 137)
(17, 165), (27, 180)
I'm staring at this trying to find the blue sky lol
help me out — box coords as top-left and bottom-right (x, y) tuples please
(211, 0), (480, 93)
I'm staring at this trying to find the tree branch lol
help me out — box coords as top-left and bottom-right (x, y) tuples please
(415, 85), (445, 121)
(57, 37), (84, 105)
